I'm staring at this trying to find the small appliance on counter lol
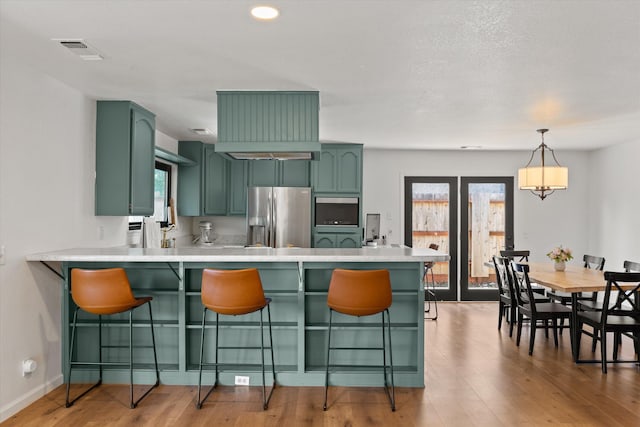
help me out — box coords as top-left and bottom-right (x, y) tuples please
(161, 224), (176, 248)
(194, 221), (216, 246)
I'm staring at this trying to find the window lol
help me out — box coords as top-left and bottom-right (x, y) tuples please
(129, 161), (172, 229)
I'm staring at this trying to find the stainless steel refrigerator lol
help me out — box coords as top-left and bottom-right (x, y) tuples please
(246, 187), (311, 248)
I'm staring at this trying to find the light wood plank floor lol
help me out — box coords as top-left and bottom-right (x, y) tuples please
(3, 303), (639, 426)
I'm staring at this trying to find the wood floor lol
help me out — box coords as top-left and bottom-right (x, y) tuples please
(3, 302), (639, 427)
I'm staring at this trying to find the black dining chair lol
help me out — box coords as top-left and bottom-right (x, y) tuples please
(579, 259), (640, 353)
(623, 260), (640, 273)
(493, 256), (517, 337)
(576, 271), (640, 373)
(495, 257), (551, 340)
(500, 250), (546, 295)
(500, 250), (531, 262)
(511, 262), (572, 355)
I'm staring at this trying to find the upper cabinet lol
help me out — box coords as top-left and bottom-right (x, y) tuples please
(311, 143), (363, 194)
(227, 160), (248, 215)
(95, 101), (155, 216)
(203, 145), (227, 216)
(178, 141), (247, 216)
(248, 160), (310, 187)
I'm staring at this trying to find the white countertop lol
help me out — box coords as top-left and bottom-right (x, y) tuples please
(26, 246), (449, 263)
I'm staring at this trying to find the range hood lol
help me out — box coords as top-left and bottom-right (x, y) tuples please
(214, 91), (322, 160)
(214, 142), (321, 160)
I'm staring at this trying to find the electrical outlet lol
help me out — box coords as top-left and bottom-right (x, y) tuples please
(234, 375), (250, 386)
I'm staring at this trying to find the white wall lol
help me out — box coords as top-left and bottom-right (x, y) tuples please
(0, 53), (128, 420)
(362, 149), (591, 263)
(0, 49), (198, 420)
(587, 141), (640, 269)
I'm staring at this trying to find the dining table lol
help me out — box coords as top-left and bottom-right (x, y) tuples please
(526, 262), (606, 363)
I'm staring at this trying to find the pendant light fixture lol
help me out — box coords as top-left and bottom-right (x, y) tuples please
(518, 129), (568, 200)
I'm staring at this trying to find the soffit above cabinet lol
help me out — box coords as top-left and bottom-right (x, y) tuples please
(155, 147), (196, 165)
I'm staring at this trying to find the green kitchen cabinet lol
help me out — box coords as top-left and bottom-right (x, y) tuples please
(227, 160), (248, 215)
(313, 234), (336, 248)
(248, 160), (310, 187)
(313, 230), (362, 248)
(311, 144), (362, 194)
(178, 141), (247, 216)
(203, 145), (227, 215)
(337, 233), (361, 248)
(95, 101), (155, 215)
(247, 161), (277, 187)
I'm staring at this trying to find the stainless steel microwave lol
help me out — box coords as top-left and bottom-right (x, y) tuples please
(314, 197), (359, 226)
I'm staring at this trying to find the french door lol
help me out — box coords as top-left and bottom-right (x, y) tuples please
(404, 176), (513, 301)
(404, 177), (458, 301)
(460, 177), (513, 301)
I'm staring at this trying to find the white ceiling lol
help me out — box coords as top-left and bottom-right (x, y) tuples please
(1, 0), (639, 151)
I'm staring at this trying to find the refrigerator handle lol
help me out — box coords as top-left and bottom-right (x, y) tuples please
(265, 190), (271, 247)
(271, 189), (277, 247)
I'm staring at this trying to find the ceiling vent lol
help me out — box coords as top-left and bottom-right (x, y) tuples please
(190, 128), (213, 136)
(54, 39), (103, 61)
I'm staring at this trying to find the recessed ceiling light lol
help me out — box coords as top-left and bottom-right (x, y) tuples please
(190, 128), (213, 136)
(251, 6), (279, 20)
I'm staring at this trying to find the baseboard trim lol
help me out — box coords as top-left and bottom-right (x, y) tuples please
(0, 374), (63, 423)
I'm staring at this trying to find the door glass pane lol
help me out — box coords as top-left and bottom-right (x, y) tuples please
(467, 183), (505, 289)
(411, 183), (450, 290)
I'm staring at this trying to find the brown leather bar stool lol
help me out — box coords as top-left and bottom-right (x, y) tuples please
(66, 268), (160, 409)
(323, 268), (395, 411)
(196, 268), (275, 410)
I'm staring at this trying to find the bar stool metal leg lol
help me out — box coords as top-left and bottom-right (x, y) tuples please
(383, 309), (396, 411)
(323, 309), (333, 411)
(424, 265), (438, 320)
(129, 310), (134, 408)
(262, 304), (276, 409)
(196, 308), (216, 409)
(129, 302), (160, 409)
(66, 303), (158, 409)
(66, 308), (103, 408)
(197, 306), (275, 410)
(324, 308), (395, 411)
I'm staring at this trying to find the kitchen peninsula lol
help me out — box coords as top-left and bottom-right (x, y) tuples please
(27, 246), (447, 388)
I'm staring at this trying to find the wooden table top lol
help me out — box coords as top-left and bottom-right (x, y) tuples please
(526, 262), (605, 293)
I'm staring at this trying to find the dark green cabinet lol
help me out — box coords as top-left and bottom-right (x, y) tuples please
(178, 141), (247, 216)
(311, 144), (362, 194)
(227, 160), (248, 215)
(203, 145), (227, 215)
(248, 160), (310, 187)
(313, 231), (361, 248)
(95, 101), (155, 215)
(313, 234), (335, 248)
